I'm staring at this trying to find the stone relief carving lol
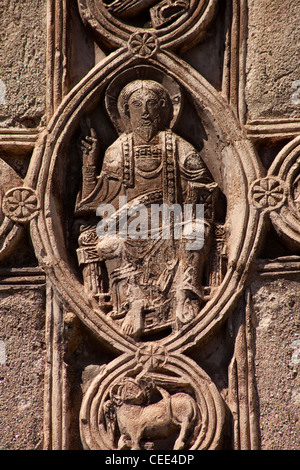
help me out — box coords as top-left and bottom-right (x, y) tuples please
(26, 21), (265, 444)
(4, 0), (290, 451)
(2, 187), (40, 224)
(128, 32), (159, 57)
(103, 0), (190, 28)
(246, 134), (300, 255)
(261, 135), (300, 252)
(75, 77), (220, 338)
(1, 0), (299, 452)
(80, 347), (226, 450)
(102, 376), (199, 450)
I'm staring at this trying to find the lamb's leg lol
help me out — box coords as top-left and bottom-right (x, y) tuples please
(173, 417), (189, 450)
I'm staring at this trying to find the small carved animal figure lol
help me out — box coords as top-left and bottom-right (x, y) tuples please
(104, 378), (199, 450)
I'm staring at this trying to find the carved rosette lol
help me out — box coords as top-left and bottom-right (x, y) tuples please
(128, 32), (158, 58)
(249, 177), (287, 212)
(261, 136), (300, 251)
(29, 52), (264, 352)
(136, 343), (167, 370)
(2, 187), (40, 224)
(79, 347), (226, 450)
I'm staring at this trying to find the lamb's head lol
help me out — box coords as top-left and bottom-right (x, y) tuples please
(110, 378), (147, 406)
(120, 378), (146, 405)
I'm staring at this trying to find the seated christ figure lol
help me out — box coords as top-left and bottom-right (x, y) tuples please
(75, 79), (217, 338)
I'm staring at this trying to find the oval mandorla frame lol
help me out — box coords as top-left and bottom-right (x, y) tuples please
(26, 47), (266, 358)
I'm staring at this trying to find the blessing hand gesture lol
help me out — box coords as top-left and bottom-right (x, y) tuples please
(79, 120), (100, 167)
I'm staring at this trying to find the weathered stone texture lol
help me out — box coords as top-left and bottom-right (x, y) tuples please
(246, 0), (300, 121)
(0, 287), (45, 450)
(0, 0), (300, 451)
(0, 1), (47, 128)
(252, 279), (300, 450)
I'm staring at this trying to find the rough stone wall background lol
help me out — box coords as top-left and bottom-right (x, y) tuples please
(0, 1), (47, 128)
(246, 0), (300, 121)
(0, 286), (45, 450)
(251, 279), (300, 450)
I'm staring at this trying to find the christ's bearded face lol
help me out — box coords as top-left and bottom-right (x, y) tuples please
(127, 88), (163, 142)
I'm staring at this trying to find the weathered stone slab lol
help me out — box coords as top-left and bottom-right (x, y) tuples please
(246, 0), (300, 122)
(0, 286), (45, 450)
(0, 1), (47, 128)
(251, 278), (300, 450)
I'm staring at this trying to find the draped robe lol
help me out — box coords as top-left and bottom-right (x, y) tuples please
(76, 129), (217, 337)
